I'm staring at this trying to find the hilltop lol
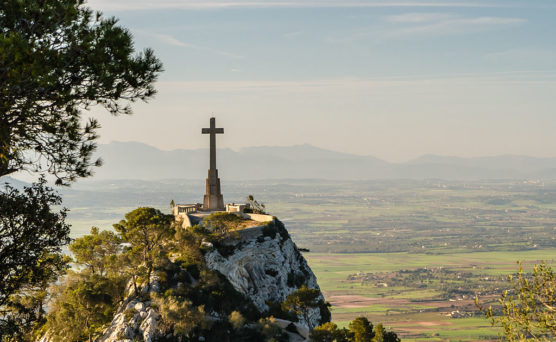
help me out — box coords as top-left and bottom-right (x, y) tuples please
(38, 210), (332, 341)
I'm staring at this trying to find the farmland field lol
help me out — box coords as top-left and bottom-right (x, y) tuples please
(304, 250), (555, 341)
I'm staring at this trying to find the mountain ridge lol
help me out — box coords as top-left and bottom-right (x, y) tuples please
(5, 141), (549, 181)
(91, 141), (556, 181)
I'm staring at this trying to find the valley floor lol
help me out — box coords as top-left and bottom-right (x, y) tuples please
(305, 250), (555, 342)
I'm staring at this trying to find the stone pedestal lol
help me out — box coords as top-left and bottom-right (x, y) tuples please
(203, 169), (224, 211)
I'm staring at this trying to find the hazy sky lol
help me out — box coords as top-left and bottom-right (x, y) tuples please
(86, 0), (556, 162)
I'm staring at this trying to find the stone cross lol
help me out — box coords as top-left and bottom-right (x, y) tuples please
(202, 117), (224, 171)
(201, 117), (225, 210)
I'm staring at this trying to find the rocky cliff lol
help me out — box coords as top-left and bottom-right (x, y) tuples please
(96, 219), (328, 342)
(204, 220), (325, 328)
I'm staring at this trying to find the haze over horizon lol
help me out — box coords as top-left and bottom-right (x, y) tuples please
(99, 139), (556, 162)
(84, 0), (555, 162)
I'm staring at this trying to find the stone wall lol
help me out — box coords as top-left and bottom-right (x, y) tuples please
(242, 213), (275, 222)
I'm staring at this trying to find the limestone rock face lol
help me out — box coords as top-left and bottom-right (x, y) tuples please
(97, 280), (161, 342)
(97, 299), (160, 342)
(204, 221), (324, 329)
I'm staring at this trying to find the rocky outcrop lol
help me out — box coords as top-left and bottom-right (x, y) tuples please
(98, 298), (160, 342)
(205, 220), (324, 328)
(98, 280), (161, 342)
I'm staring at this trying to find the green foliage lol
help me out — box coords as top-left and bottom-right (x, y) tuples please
(0, 180), (70, 307)
(33, 225), (131, 342)
(282, 285), (326, 329)
(372, 324), (400, 342)
(188, 224), (212, 237)
(114, 207), (175, 291)
(123, 307), (138, 322)
(0, 180), (71, 339)
(203, 212), (244, 238)
(34, 206), (334, 341)
(70, 227), (121, 276)
(153, 294), (206, 338)
(1, 253), (71, 341)
(191, 269), (260, 319)
(42, 225), (127, 342)
(349, 317), (374, 342)
(0, 0), (162, 184)
(45, 272), (124, 342)
(478, 261), (555, 341)
(264, 300), (299, 322)
(171, 226), (206, 268)
(151, 260), (263, 340)
(311, 322), (353, 342)
(311, 320), (399, 342)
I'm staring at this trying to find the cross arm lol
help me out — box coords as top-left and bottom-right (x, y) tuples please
(202, 128), (224, 134)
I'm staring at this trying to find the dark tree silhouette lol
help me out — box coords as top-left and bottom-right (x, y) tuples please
(0, 0), (162, 185)
(0, 180), (70, 307)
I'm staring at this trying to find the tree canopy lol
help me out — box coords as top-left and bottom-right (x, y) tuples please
(478, 262), (555, 341)
(0, 0), (162, 184)
(113, 207), (174, 291)
(45, 272), (123, 342)
(0, 180), (70, 307)
(311, 319), (399, 342)
(69, 227), (121, 277)
(372, 323), (400, 342)
(282, 285), (325, 330)
(310, 322), (352, 342)
(349, 317), (374, 342)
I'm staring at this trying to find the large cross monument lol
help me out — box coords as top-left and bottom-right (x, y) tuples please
(202, 117), (225, 211)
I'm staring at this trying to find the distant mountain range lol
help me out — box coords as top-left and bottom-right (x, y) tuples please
(87, 141), (556, 181)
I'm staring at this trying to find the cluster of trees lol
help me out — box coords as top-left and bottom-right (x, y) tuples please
(1, 0), (161, 338)
(41, 208), (174, 341)
(0, 180), (71, 336)
(311, 317), (399, 342)
(0, 205), (174, 340)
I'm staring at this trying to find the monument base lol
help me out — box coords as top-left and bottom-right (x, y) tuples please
(202, 194), (225, 211)
(202, 169), (225, 211)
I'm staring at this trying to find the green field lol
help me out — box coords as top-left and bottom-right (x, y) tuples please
(305, 250), (556, 341)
